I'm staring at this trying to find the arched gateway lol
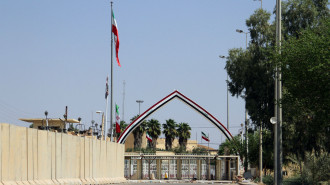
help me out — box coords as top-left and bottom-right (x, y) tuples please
(117, 90), (233, 144)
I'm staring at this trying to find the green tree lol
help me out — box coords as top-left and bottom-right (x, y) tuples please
(162, 119), (177, 150)
(278, 18), (330, 164)
(176, 122), (191, 150)
(131, 115), (147, 150)
(218, 135), (244, 159)
(146, 119), (161, 149)
(226, 9), (275, 131)
(225, 0), (329, 172)
(282, 0), (329, 39)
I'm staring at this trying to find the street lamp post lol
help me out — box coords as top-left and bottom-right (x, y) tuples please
(236, 29), (249, 49)
(253, 0), (262, 9)
(236, 28), (250, 171)
(136, 100), (144, 115)
(275, 0), (283, 184)
(219, 55), (229, 130)
(96, 111), (105, 140)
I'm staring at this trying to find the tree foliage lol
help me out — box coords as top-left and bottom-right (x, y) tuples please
(282, 0), (329, 39)
(192, 147), (208, 154)
(146, 119), (161, 149)
(162, 119), (178, 150)
(131, 115), (147, 149)
(226, 9), (275, 130)
(225, 0), (329, 174)
(176, 122), (191, 150)
(279, 18), (330, 158)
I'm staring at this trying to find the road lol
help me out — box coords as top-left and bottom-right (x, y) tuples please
(122, 180), (239, 185)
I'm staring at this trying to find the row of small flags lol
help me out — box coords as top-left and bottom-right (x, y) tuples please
(145, 132), (210, 142)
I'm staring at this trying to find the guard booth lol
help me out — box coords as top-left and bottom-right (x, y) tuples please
(124, 152), (239, 180)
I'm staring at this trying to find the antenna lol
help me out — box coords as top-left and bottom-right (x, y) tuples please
(122, 80), (126, 122)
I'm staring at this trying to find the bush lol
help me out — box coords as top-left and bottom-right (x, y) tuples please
(303, 151), (330, 184)
(283, 175), (310, 185)
(192, 147), (208, 154)
(263, 175), (274, 185)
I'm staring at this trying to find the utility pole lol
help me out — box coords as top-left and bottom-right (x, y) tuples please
(245, 110), (249, 170)
(259, 123), (263, 183)
(219, 55), (229, 129)
(274, 0), (283, 184)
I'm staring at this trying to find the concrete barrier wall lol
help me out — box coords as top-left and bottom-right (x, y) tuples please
(0, 123), (125, 184)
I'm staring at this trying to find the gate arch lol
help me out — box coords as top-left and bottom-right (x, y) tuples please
(117, 90), (233, 144)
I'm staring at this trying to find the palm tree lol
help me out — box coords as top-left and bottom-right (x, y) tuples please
(131, 115), (147, 150)
(146, 119), (161, 149)
(177, 122), (191, 150)
(162, 119), (177, 150)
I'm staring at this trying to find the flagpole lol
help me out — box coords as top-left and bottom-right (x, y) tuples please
(105, 75), (109, 141)
(110, 1), (114, 142)
(208, 133), (210, 180)
(207, 133), (210, 155)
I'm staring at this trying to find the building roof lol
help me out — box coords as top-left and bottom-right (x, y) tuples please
(20, 118), (80, 124)
(196, 144), (217, 151)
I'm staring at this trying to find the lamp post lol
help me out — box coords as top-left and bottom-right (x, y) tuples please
(275, 0), (283, 184)
(236, 29), (249, 49)
(253, 0), (262, 9)
(219, 55), (229, 130)
(96, 111), (105, 140)
(136, 100), (144, 115)
(44, 111), (48, 131)
(236, 28), (250, 171)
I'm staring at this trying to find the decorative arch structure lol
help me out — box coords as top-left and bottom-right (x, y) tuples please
(117, 90), (233, 144)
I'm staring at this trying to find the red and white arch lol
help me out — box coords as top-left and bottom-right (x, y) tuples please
(117, 90), (233, 144)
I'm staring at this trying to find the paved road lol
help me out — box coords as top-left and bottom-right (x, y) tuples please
(124, 183), (238, 185)
(122, 180), (239, 185)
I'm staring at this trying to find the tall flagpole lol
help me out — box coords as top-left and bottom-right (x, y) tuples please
(110, 1), (114, 142)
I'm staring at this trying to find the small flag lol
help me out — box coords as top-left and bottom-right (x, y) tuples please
(112, 10), (121, 67)
(115, 104), (121, 133)
(105, 76), (109, 99)
(201, 131), (209, 142)
(146, 133), (152, 142)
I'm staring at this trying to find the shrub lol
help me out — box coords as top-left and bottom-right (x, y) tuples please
(263, 175), (274, 185)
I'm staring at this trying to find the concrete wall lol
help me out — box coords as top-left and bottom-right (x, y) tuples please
(0, 123), (126, 185)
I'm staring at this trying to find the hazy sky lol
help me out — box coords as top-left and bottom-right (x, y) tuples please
(0, 0), (276, 148)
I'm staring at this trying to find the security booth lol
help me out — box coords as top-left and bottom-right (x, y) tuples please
(124, 152), (239, 180)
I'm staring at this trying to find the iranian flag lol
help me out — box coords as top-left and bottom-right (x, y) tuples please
(115, 104), (121, 133)
(201, 132), (209, 142)
(146, 133), (152, 142)
(112, 10), (121, 67)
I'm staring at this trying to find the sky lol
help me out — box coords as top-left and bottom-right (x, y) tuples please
(0, 0), (277, 149)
